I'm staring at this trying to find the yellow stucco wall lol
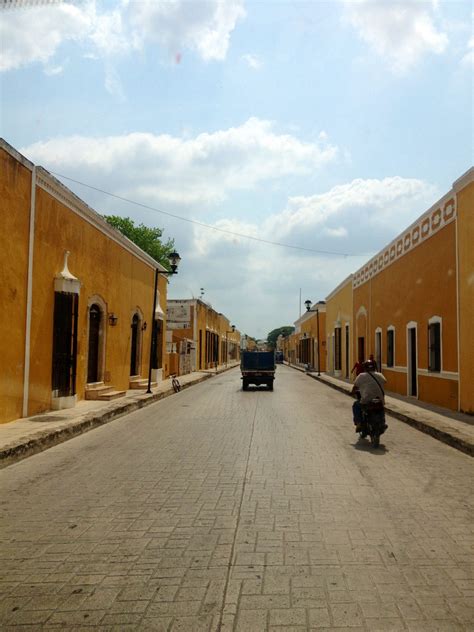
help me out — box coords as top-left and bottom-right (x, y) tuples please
(457, 178), (474, 413)
(27, 186), (166, 416)
(1, 144), (169, 422)
(353, 220), (458, 409)
(0, 149), (32, 422)
(325, 278), (353, 378)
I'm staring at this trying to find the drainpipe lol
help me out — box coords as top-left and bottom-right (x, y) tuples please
(22, 166), (36, 417)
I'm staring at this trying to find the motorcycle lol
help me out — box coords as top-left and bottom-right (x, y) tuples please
(359, 399), (387, 447)
(353, 388), (387, 448)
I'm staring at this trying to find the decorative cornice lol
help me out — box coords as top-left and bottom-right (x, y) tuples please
(35, 167), (167, 273)
(353, 192), (456, 289)
(452, 166), (474, 193)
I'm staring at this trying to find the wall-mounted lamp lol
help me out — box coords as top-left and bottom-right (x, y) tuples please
(108, 313), (118, 326)
(141, 321), (147, 331)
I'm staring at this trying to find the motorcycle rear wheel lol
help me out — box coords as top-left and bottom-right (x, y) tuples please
(370, 434), (380, 448)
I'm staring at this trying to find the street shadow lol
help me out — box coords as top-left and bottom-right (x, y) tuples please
(352, 436), (389, 455)
(241, 386), (274, 393)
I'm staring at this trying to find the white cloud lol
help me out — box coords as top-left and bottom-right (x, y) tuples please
(0, 2), (93, 72)
(128, 0), (246, 62)
(343, 0), (448, 73)
(241, 53), (263, 70)
(21, 118), (339, 206)
(0, 0), (245, 73)
(265, 176), (438, 252)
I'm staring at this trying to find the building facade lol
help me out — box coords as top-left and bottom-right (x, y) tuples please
(325, 275), (353, 379)
(351, 168), (473, 413)
(291, 302), (327, 372)
(1, 140), (169, 424)
(166, 299), (240, 375)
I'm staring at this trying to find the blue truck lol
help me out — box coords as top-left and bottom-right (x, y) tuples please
(241, 351), (276, 391)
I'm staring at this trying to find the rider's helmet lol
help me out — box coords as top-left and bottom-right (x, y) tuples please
(363, 359), (377, 371)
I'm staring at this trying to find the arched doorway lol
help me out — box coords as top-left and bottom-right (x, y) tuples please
(130, 313), (140, 375)
(87, 304), (101, 383)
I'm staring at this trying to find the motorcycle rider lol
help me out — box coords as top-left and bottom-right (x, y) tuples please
(351, 360), (387, 431)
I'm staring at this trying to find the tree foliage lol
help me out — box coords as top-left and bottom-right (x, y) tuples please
(104, 215), (175, 268)
(267, 326), (295, 350)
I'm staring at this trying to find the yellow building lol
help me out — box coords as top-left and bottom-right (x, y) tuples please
(166, 299), (240, 374)
(325, 275), (353, 379)
(352, 168), (474, 413)
(1, 139), (170, 424)
(292, 302), (327, 373)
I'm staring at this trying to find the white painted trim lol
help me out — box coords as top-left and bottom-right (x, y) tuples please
(353, 191), (457, 289)
(1, 139), (34, 171)
(35, 167), (167, 273)
(452, 167), (474, 192)
(428, 315), (443, 373)
(406, 322), (418, 398)
(130, 307), (145, 376)
(356, 305), (367, 318)
(325, 274), (353, 302)
(455, 213), (461, 411)
(86, 296), (108, 385)
(418, 368), (458, 381)
(52, 394), (77, 410)
(22, 166), (36, 418)
(383, 364), (407, 373)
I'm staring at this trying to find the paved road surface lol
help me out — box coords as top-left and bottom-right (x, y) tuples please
(1, 365), (473, 631)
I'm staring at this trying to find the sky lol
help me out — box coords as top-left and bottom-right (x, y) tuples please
(1, 0), (472, 339)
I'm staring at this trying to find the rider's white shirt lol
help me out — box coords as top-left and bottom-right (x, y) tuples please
(354, 371), (386, 404)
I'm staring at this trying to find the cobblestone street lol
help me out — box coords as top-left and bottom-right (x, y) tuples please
(1, 365), (473, 631)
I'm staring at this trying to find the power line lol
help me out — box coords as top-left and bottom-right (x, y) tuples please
(50, 170), (369, 258)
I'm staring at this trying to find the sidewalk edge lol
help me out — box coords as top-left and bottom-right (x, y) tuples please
(285, 363), (473, 457)
(0, 369), (236, 469)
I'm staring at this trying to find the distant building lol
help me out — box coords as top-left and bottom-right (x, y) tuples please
(166, 299), (240, 375)
(325, 276), (353, 379)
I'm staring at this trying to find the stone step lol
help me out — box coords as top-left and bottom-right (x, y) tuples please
(129, 379), (157, 389)
(85, 385), (113, 400)
(96, 390), (126, 401)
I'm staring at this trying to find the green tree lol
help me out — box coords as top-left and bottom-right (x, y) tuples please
(104, 216), (175, 268)
(267, 326), (295, 350)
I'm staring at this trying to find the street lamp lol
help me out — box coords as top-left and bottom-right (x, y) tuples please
(146, 251), (181, 393)
(304, 299), (321, 376)
(225, 324), (236, 367)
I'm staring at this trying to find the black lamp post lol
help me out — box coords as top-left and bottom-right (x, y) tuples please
(225, 324), (236, 367)
(146, 251), (181, 394)
(304, 299), (321, 376)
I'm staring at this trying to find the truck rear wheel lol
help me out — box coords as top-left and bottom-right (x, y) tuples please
(268, 382), (274, 391)
(242, 380), (248, 391)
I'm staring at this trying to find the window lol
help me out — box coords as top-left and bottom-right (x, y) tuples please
(387, 328), (394, 367)
(428, 321), (441, 372)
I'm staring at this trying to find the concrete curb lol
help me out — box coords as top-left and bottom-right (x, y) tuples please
(0, 368), (237, 470)
(285, 363), (473, 457)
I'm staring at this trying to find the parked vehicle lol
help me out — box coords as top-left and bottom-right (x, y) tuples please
(241, 351), (275, 391)
(357, 399), (387, 447)
(275, 351), (284, 363)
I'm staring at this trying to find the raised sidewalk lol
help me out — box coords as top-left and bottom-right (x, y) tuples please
(0, 363), (240, 469)
(286, 362), (474, 457)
